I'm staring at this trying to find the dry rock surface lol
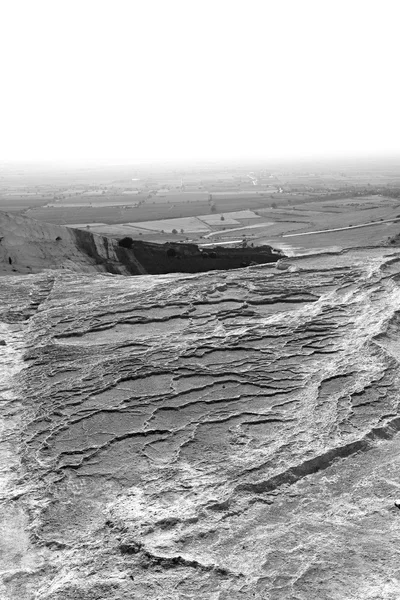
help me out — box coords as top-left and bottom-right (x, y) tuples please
(0, 211), (145, 276)
(3, 247), (400, 598)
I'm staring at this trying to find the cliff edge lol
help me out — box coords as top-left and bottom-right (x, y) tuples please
(0, 211), (146, 276)
(0, 211), (283, 277)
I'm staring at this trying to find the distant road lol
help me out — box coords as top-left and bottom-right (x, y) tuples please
(247, 174), (258, 185)
(199, 240), (243, 247)
(282, 217), (400, 238)
(203, 223), (271, 239)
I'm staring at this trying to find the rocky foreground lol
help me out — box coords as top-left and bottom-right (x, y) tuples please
(3, 247), (400, 598)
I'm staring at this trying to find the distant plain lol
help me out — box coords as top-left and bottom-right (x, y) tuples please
(2, 159), (400, 255)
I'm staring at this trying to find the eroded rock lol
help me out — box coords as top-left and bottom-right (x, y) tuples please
(3, 247), (400, 598)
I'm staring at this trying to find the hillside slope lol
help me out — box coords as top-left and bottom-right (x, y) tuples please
(2, 247), (400, 598)
(0, 211), (282, 276)
(0, 211), (146, 275)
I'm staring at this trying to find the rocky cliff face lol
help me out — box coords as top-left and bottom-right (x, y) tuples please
(0, 212), (281, 277)
(2, 247), (400, 599)
(0, 211), (145, 276)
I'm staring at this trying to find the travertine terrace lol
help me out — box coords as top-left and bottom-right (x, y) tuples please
(3, 247), (400, 598)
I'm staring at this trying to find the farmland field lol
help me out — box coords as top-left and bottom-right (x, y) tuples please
(2, 158), (400, 254)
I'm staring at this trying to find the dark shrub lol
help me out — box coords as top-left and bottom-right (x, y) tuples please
(56, 236), (62, 241)
(201, 251), (209, 259)
(166, 247), (177, 257)
(209, 251), (217, 258)
(118, 237), (134, 249)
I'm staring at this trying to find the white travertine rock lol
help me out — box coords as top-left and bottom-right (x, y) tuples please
(0, 211), (133, 275)
(2, 246), (400, 598)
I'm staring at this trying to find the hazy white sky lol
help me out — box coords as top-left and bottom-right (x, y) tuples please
(1, 0), (399, 163)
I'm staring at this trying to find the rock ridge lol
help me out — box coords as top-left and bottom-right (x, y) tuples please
(0, 211), (282, 277)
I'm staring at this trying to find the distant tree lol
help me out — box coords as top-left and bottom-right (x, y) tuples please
(166, 247), (177, 257)
(271, 202), (277, 209)
(118, 237), (134, 248)
(209, 251), (217, 258)
(210, 204), (217, 213)
(172, 228), (178, 234)
(180, 228), (184, 233)
(220, 215), (225, 221)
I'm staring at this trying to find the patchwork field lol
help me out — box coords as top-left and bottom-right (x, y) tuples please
(3, 159), (400, 254)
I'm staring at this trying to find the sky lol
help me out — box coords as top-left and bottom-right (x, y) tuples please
(1, 0), (399, 163)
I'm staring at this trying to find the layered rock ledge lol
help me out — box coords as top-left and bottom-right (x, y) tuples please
(3, 247), (400, 598)
(0, 211), (282, 277)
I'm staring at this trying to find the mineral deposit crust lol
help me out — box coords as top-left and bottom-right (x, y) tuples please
(2, 247), (400, 598)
